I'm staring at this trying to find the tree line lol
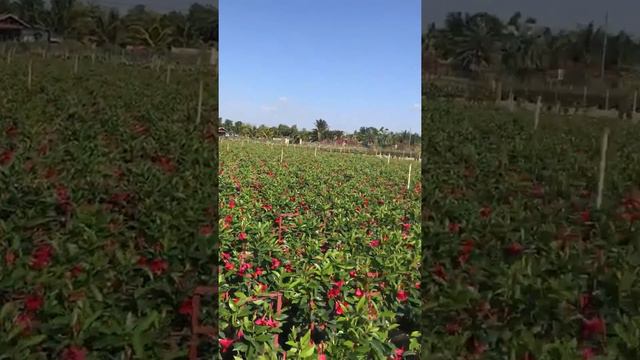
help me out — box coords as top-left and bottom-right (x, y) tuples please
(220, 118), (421, 148)
(424, 11), (639, 82)
(0, 0), (217, 48)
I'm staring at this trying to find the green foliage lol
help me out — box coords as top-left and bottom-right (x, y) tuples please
(219, 142), (421, 358)
(422, 100), (640, 358)
(0, 57), (217, 358)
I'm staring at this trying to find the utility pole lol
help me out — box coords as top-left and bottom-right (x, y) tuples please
(601, 12), (608, 80)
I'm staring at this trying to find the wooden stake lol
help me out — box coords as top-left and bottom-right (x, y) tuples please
(605, 90), (610, 110)
(583, 85), (588, 107)
(27, 59), (32, 90)
(387, 154), (390, 164)
(534, 96), (541, 130)
(280, 147), (284, 163)
(508, 90), (515, 112)
(407, 163), (412, 190)
(495, 82), (502, 103)
(314, 147), (317, 157)
(196, 80), (203, 125)
(596, 127), (610, 210)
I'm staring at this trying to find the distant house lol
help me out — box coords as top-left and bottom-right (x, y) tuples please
(218, 127), (226, 136)
(0, 14), (55, 43)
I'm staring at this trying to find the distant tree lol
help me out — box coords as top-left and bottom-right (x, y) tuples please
(314, 119), (329, 141)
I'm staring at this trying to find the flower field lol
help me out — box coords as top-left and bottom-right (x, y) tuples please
(423, 101), (640, 359)
(219, 141), (421, 359)
(0, 57), (217, 358)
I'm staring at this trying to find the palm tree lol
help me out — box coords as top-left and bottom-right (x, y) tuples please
(314, 119), (329, 141)
(90, 7), (122, 46)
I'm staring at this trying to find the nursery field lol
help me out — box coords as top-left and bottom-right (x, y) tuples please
(0, 58), (217, 358)
(219, 142), (421, 359)
(423, 101), (640, 359)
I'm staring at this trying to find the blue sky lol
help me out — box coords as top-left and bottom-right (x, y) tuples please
(220, 0), (420, 133)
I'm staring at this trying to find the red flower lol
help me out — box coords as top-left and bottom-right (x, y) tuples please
(402, 223), (411, 232)
(579, 293), (591, 312)
(219, 338), (234, 352)
(327, 287), (340, 299)
(581, 316), (605, 338)
(433, 264), (447, 281)
(70, 264), (84, 277)
(4, 250), (16, 267)
(448, 222), (460, 234)
(392, 347), (405, 360)
(480, 206), (492, 219)
(254, 267), (264, 276)
(262, 203), (272, 211)
(55, 186), (70, 203)
(30, 244), (53, 270)
(505, 242), (524, 256)
(580, 210), (590, 222)
(61, 346), (87, 360)
(270, 257), (281, 270)
(229, 199), (235, 209)
(284, 263), (294, 272)
(224, 261), (235, 271)
(318, 354), (327, 360)
(238, 232), (247, 241)
(445, 322), (460, 335)
(396, 289), (408, 302)
(335, 301), (346, 315)
(223, 215), (233, 228)
(15, 312), (32, 331)
(148, 259), (168, 275)
(369, 239), (380, 247)
(199, 225), (213, 237)
(0, 149), (15, 166)
(581, 348), (595, 360)
(349, 270), (357, 278)
(414, 282), (420, 289)
(355, 288), (364, 297)
(178, 298), (193, 316)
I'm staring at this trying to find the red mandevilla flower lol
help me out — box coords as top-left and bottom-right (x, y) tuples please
(219, 338), (234, 353)
(580, 210), (590, 222)
(480, 206), (492, 219)
(270, 257), (281, 269)
(392, 347), (405, 360)
(581, 316), (605, 338)
(61, 346), (87, 360)
(396, 289), (408, 302)
(581, 348), (595, 360)
(0, 149), (15, 166)
(238, 232), (247, 241)
(178, 298), (193, 316)
(148, 259), (168, 275)
(505, 242), (524, 256)
(229, 199), (235, 209)
(369, 239), (380, 248)
(24, 294), (44, 312)
(199, 225), (213, 237)
(30, 244), (53, 270)
(15, 313), (33, 332)
(4, 250), (16, 267)
(355, 288), (364, 297)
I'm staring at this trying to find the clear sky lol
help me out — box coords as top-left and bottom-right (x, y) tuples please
(220, 0), (421, 133)
(423, 0), (639, 35)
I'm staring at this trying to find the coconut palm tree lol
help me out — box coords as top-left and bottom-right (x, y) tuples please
(314, 119), (329, 141)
